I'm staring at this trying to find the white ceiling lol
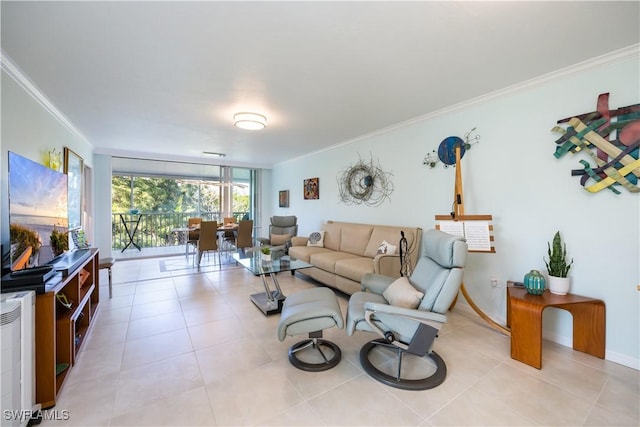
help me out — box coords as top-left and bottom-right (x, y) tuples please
(2, 1), (639, 168)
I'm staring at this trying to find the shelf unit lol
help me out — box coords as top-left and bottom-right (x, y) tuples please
(35, 248), (100, 409)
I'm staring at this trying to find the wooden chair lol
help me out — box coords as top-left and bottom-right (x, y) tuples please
(197, 221), (220, 268)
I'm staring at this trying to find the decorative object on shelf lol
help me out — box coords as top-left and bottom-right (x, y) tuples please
(129, 208), (139, 214)
(56, 293), (73, 310)
(337, 154), (394, 206)
(46, 148), (62, 171)
(71, 229), (89, 249)
(523, 270), (546, 295)
(551, 92), (640, 195)
(544, 231), (573, 295)
(279, 190), (289, 208)
(423, 127), (480, 168)
(261, 246), (272, 262)
(50, 226), (69, 256)
(64, 147), (84, 230)
(303, 177), (319, 200)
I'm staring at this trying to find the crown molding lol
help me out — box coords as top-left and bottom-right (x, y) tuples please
(1, 49), (91, 146)
(277, 43), (640, 167)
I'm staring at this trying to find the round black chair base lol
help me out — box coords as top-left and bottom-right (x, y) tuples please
(360, 338), (447, 390)
(288, 339), (342, 372)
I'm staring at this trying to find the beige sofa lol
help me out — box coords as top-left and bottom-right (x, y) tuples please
(288, 220), (422, 295)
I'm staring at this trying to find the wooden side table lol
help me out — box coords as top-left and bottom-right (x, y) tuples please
(506, 285), (605, 369)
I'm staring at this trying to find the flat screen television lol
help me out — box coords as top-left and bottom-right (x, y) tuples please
(8, 151), (69, 270)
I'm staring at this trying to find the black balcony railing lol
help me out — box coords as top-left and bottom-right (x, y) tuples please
(111, 212), (248, 250)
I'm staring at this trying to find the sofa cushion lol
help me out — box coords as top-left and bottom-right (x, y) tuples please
(340, 224), (373, 256)
(321, 222), (342, 251)
(288, 246), (331, 263)
(334, 256), (375, 283)
(310, 251), (361, 274)
(383, 277), (424, 309)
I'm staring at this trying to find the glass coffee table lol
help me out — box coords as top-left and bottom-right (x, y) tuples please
(233, 252), (313, 315)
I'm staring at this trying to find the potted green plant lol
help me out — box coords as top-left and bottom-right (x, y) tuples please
(261, 246), (271, 262)
(544, 231), (574, 295)
(50, 226), (69, 257)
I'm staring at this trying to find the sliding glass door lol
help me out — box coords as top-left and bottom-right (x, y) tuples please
(110, 158), (258, 252)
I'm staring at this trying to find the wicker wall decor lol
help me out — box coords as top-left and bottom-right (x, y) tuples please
(337, 155), (393, 206)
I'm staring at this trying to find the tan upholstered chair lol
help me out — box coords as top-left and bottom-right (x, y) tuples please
(257, 215), (298, 253)
(197, 221), (220, 268)
(235, 220), (254, 249)
(222, 217), (237, 250)
(186, 217), (202, 259)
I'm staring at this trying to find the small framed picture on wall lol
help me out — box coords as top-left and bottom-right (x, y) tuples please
(279, 190), (289, 207)
(304, 177), (319, 200)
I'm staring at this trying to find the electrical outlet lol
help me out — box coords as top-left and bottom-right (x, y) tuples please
(490, 276), (498, 287)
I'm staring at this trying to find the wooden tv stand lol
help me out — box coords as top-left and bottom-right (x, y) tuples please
(35, 248), (100, 408)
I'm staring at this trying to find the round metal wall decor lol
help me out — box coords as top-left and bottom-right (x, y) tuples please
(337, 156), (393, 206)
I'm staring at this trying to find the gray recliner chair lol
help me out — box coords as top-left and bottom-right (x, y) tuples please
(346, 229), (467, 390)
(257, 215), (298, 253)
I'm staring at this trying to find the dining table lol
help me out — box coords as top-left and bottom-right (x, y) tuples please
(172, 223), (239, 259)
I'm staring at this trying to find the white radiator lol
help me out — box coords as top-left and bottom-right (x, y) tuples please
(1, 291), (35, 427)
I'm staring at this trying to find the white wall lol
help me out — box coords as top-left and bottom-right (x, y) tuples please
(272, 51), (640, 368)
(1, 68), (94, 248)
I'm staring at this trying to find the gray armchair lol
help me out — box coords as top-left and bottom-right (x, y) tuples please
(257, 215), (298, 253)
(346, 229), (467, 390)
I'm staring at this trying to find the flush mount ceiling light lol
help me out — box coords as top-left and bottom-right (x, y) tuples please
(233, 112), (267, 130)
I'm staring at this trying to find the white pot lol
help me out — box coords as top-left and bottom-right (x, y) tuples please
(261, 253), (271, 262)
(548, 276), (571, 295)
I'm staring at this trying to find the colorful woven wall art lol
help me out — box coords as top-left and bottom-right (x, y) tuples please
(551, 93), (640, 194)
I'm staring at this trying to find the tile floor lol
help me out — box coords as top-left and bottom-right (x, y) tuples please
(42, 255), (639, 426)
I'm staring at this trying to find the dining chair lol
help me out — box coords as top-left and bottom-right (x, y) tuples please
(186, 217), (202, 260)
(235, 220), (254, 250)
(222, 216), (238, 251)
(197, 221), (220, 268)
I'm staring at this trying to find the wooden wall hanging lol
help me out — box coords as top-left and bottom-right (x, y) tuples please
(552, 92), (640, 194)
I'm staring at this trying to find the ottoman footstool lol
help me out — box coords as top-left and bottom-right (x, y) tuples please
(277, 287), (344, 371)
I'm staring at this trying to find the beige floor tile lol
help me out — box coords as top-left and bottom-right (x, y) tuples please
(257, 402), (325, 426)
(129, 298), (183, 320)
(427, 388), (538, 426)
(95, 305), (132, 325)
(110, 386), (216, 426)
(470, 363), (594, 425)
(195, 338), (272, 384)
(584, 402), (640, 426)
(132, 287), (178, 305)
(126, 310), (186, 340)
(112, 353), (203, 416)
(595, 374), (640, 423)
(42, 372), (118, 426)
(121, 328), (193, 370)
(308, 374), (424, 426)
(187, 316), (251, 350)
(204, 360), (304, 426)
